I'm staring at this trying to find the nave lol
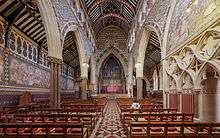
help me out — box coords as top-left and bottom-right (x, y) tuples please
(1, 97), (220, 137)
(0, 0), (220, 137)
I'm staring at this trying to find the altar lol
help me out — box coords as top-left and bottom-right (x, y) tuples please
(98, 55), (126, 94)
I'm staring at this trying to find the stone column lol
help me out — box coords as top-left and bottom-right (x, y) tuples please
(80, 78), (88, 99)
(48, 57), (62, 109)
(178, 92), (183, 112)
(199, 74), (220, 122)
(127, 55), (134, 97)
(90, 55), (97, 93)
(136, 77), (143, 100)
(135, 63), (143, 100)
(80, 63), (89, 99)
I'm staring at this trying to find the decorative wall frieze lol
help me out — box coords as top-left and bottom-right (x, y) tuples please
(165, 23), (220, 92)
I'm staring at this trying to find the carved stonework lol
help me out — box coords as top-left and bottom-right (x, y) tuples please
(48, 56), (63, 65)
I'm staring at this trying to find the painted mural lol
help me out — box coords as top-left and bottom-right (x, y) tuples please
(167, 0), (218, 53)
(97, 26), (127, 51)
(146, 0), (171, 36)
(9, 56), (50, 88)
(0, 23), (4, 45)
(51, 0), (76, 32)
(0, 48), (3, 82)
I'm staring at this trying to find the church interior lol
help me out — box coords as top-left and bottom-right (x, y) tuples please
(0, 0), (220, 137)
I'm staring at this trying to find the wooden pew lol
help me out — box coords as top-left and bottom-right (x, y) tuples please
(120, 108), (178, 114)
(122, 113), (194, 128)
(117, 98), (163, 109)
(0, 122), (88, 138)
(5, 114), (97, 131)
(129, 122), (220, 138)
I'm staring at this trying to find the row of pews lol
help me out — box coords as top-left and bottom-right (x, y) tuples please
(0, 97), (107, 137)
(117, 98), (220, 138)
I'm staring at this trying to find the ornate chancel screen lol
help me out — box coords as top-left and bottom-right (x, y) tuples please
(99, 55), (126, 94)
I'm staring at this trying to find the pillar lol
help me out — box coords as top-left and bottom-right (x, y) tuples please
(136, 77), (143, 100)
(135, 63), (143, 100)
(162, 60), (169, 109)
(90, 54), (97, 93)
(48, 57), (62, 108)
(80, 63), (89, 99)
(80, 78), (88, 99)
(127, 55), (134, 97)
(178, 92), (182, 112)
(199, 74), (220, 122)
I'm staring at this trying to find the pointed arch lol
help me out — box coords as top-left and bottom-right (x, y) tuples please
(62, 25), (89, 78)
(97, 49), (127, 77)
(135, 25), (162, 77)
(98, 53), (126, 94)
(37, 0), (62, 59)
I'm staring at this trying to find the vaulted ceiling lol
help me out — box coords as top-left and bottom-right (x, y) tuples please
(82, 0), (140, 34)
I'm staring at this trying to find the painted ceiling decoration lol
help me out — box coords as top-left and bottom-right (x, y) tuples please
(82, 0), (140, 34)
(0, 0), (47, 49)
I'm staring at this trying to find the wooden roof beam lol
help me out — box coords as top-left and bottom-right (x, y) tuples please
(88, 0), (135, 15)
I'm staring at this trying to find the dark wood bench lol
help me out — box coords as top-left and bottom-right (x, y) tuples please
(0, 122), (88, 138)
(122, 113), (194, 127)
(4, 113), (97, 132)
(121, 108), (178, 114)
(129, 122), (220, 138)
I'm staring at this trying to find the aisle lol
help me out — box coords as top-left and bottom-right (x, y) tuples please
(91, 100), (127, 138)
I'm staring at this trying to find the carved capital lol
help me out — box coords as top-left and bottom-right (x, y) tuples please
(47, 56), (62, 64)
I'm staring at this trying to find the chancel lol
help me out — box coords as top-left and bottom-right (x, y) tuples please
(0, 0), (220, 137)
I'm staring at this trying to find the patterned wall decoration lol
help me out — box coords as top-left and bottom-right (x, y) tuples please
(0, 94), (20, 107)
(51, 0), (94, 58)
(8, 56), (50, 88)
(0, 47), (3, 82)
(0, 23), (4, 45)
(167, 0), (218, 53)
(51, 0), (76, 32)
(96, 26), (128, 51)
(145, 0), (171, 37)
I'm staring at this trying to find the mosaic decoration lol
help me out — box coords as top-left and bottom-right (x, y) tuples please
(167, 0), (218, 52)
(146, 0), (171, 36)
(0, 48), (3, 82)
(91, 100), (127, 138)
(8, 56), (50, 88)
(51, 0), (76, 31)
(97, 26), (127, 51)
(51, 0), (93, 58)
(0, 23), (4, 45)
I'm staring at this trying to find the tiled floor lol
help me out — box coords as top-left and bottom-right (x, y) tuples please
(91, 100), (127, 138)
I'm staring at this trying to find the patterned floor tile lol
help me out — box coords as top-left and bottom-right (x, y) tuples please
(90, 100), (127, 138)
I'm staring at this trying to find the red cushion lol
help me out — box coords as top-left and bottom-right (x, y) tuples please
(6, 128), (17, 133)
(50, 128), (64, 133)
(150, 127), (163, 132)
(132, 128), (143, 132)
(168, 127), (177, 132)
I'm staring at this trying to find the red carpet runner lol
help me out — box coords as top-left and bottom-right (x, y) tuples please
(91, 100), (127, 138)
